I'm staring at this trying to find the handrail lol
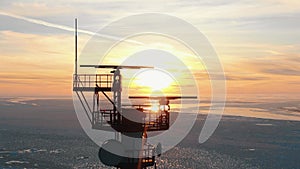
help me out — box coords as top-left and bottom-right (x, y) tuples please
(125, 144), (155, 158)
(73, 74), (113, 88)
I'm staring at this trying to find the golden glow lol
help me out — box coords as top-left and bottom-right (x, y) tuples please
(150, 102), (159, 112)
(148, 101), (170, 113)
(133, 69), (174, 91)
(101, 34), (207, 98)
(1, 16), (299, 97)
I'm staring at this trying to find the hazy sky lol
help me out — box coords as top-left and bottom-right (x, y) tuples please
(0, 0), (299, 97)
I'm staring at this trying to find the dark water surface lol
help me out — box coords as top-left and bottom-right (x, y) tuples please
(0, 98), (299, 169)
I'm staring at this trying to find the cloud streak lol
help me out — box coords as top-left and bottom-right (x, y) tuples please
(0, 10), (143, 45)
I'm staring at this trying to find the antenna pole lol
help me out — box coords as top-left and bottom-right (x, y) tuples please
(75, 18), (78, 76)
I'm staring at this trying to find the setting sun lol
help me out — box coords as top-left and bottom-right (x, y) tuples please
(149, 100), (159, 112)
(133, 69), (174, 91)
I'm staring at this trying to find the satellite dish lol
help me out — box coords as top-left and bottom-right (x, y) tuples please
(156, 143), (162, 157)
(98, 139), (125, 166)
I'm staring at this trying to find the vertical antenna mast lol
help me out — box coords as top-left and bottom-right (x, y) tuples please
(75, 18), (78, 75)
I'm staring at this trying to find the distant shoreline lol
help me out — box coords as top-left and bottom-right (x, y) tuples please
(1, 96), (299, 122)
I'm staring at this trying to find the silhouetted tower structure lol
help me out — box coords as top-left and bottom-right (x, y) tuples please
(73, 19), (195, 169)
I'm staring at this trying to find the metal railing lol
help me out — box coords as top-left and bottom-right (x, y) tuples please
(125, 143), (155, 160)
(92, 107), (169, 132)
(92, 109), (120, 127)
(73, 74), (113, 88)
(143, 110), (169, 130)
(132, 105), (169, 129)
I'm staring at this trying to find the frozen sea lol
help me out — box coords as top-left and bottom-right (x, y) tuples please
(0, 95), (299, 169)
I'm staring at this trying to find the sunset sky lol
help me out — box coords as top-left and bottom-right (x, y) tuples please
(0, 0), (299, 97)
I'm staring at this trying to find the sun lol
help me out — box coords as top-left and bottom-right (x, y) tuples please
(149, 100), (159, 112)
(133, 69), (174, 91)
